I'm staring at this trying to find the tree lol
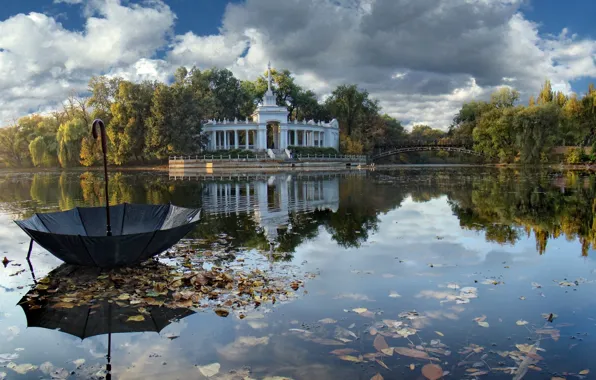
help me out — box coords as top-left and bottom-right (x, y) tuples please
(87, 76), (122, 124)
(108, 80), (154, 164)
(490, 87), (519, 108)
(56, 118), (87, 167)
(0, 124), (32, 167)
(325, 85), (377, 136)
(537, 80), (554, 105)
(515, 103), (561, 163)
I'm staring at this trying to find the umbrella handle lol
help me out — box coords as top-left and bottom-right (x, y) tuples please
(92, 119), (112, 236)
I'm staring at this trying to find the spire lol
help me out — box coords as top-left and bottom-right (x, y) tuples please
(267, 61), (272, 92)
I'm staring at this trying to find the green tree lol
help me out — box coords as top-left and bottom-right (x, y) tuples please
(56, 118), (87, 167)
(515, 103), (561, 163)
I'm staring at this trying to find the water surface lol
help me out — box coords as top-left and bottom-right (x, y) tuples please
(1, 168), (595, 380)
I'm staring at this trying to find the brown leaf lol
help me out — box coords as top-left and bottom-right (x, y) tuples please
(330, 348), (359, 356)
(338, 355), (363, 363)
(393, 347), (433, 360)
(422, 364), (443, 380)
(375, 359), (389, 370)
(371, 374), (384, 380)
(214, 309), (229, 317)
(373, 335), (389, 351)
(369, 327), (378, 336)
(52, 302), (75, 309)
(551, 377), (566, 380)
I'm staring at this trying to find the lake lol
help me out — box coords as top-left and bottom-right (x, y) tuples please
(0, 168), (595, 380)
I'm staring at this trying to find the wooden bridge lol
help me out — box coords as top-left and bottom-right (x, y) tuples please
(370, 139), (486, 162)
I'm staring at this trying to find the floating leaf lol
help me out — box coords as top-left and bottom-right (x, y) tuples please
(373, 335), (389, 351)
(126, 315), (145, 322)
(381, 348), (393, 356)
(318, 318), (337, 324)
(422, 364), (443, 380)
(330, 348), (359, 356)
(516, 320), (529, 326)
(410, 364), (415, 371)
(519, 296), (526, 300)
(551, 377), (566, 380)
(376, 360), (389, 370)
(477, 321), (489, 328)
(353, 308), (368, 314)
(6, 363), (38, 375)
(198, 362), (220, 377)
(338, 355), (363, 363)
(50, 368), (69, 379)
(73, 359), (85, 368)
(369, 327), (378, 336)
(0, 372), (5, 380)
(579, 369), (590, 375)
(52, 302), (75, 309)
(435, 331), (444, 337)
(371, 373), (384, 380)
(214, 309), (230, 317)
(393, 347), (432, 360)
(388, 291), (401, 298)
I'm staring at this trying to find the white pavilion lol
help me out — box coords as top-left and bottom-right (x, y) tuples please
(202, 63), (340, 152)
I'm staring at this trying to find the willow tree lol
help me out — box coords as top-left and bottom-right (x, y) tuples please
(56, 118), (86, 168)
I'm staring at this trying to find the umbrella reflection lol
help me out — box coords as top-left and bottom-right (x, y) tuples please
(18, 264), (195, 379)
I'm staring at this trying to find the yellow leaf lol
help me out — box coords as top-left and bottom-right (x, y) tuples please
(579, 370), (590, 375)
(477, 321), (489, 328)
(338, 355), (363, 363)
(371, 373), (384, 380)
(118, 294), (130, 300)
(435, 331), (444, 337)
(376, 359), (389, 370)
(551, 377), (566, 380)
(52, 302), (75, 309)
(126, 315), (145, 322)
(353, 308), (368, 314)
(516, 320), (529, 326)
(381, 348), (393, 356)
(409, 364), (415, 371)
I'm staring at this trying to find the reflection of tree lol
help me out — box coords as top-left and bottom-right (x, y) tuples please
(448, 169), (596, 256)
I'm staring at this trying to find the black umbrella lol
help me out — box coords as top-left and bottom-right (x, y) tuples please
(14, 119), (201, 268)
(18, 264), (195, 379)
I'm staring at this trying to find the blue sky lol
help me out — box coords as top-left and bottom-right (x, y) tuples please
(0, 0), (595, 128)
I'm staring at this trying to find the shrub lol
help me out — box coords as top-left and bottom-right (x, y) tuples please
(565, 147), (587, 164)
(287, 146), (338, 156)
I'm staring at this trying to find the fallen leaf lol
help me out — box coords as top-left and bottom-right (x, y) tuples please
(198, 363), (220, 377)
(381, 348), (393, 356)
(371, 373), (384, 380)
(389, 291), (401, 298)
(353, 308), (368, 314)
(50, 368), (69, 379)
(477, 321), (489, 328)
(422, 364), (443, 380)
(0, 371), (5, 380)
(310, 338), (344, 346)
(338, 355), (364, 363)
(551, 377), (566, 380)
(410, 364), (416, 371)
(579, 370), (590, 375)
(73, 359), (85, 368)
(214, 309), (229, 317)
(6, 363), (38, 375)
(373, 335), (389, 351)
(126, 315), (145, 322)
(376, 359), (389, 370)
(52, 302), (75, 309)
(516, 320), (529, 326)
(393, 347), (432, 360)
(330, 348), (359, 356)
(519, 296), (526, 300)
(318, 318), (337, 324)
(435, 331), (444, 337)
(369, 327), (378, 336)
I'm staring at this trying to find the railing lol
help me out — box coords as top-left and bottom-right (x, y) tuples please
(294, 154), (368, 161)
(169, 154), (270, 162)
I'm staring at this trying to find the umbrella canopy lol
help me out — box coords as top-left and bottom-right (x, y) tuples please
(17, 264), (195, 339)
(15, 203), (201, 268)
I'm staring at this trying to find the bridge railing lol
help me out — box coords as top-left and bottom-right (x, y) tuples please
(294, 154), (368, 161)
(374, 138), (474, 150)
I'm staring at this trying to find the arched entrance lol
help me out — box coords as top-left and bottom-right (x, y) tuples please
(266, 122), (280, 150)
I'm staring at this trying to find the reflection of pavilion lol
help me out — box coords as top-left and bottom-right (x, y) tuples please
(202, 174), (340, 242)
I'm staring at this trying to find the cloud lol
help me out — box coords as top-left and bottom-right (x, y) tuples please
(0, 0), (175, 124)
(1, 0), (596, 129)
(170, 0), (595, 128)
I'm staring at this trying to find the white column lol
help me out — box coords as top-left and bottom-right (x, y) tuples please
(234, 130), (239, 149)
(321, 132), (325, 147)
(223, 131), (228, 150)
(245, 130), (249, 149)
(293, 130), (297, 146)
(210, 131), (215, 150)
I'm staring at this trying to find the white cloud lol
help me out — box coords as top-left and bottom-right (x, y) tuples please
(0, 0), (175, 124)
(1, 0), (596, 129)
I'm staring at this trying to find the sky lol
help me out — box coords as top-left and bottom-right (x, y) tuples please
(0, 0), (595, 129)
